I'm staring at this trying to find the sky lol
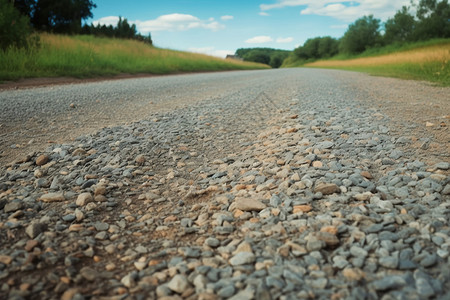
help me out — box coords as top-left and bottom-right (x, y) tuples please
(88, 0), (412, 58)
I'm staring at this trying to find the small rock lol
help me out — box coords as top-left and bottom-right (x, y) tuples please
(0, 255), (13, 265)
(4, 201), (23, 213)
(80, 267), (98, 281)
(342, 268), (365, 281)
(204, 237), (220, 248)
(372, 275), (406, 291)
(38, 192), (65, 202)
(379, 256), (399, 269)
(293, 205), (312, 213)
(229, 252), (256, 266)
(36, 154), (49, 166)
(25, 222), (47, 238)
(235, 197), (266, 212)
(314, 183), (340, 195)
(316, 231), (339, 246)
(168, 274), (189, 294)
(76, 192), (93, 206)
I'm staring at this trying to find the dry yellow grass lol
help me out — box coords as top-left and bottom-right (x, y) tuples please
(306, 44), (450, 67)
(1, 33), (268, 81)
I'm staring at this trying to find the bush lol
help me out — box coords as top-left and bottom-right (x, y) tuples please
(0, 0), (34, 50)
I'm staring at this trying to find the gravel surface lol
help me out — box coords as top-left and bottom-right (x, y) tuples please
(0, 69), (449, 299)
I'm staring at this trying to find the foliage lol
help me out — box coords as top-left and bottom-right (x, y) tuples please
(235, 48), (290, 68)
(0, 33), (269, 81)
(339, 15), (382, 54)
(384, 6), (416, 44)
(413, 0), (450, 40)
(0, 0), (35, 50)
(294, 36), (338, 60)
(82, 17), (153, 44)
(14, 0), (96, 34)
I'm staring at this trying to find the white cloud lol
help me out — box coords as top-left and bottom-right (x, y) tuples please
(259, 12), (270, 16)
(221, 15), (234, 21)
(260, 0), (411, 21)
(93, 13), (225, 34)
(245, 35), (274, 43)
(188, 47), (234, 58)
(276, 37), (294, 43)
(92, 16), (120, 27)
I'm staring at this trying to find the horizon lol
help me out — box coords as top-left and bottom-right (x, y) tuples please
(88, 0), (414, 57)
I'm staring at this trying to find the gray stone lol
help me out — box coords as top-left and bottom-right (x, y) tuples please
(95, 222), (109, 231)
(62, 214), (76, 222)
(3, 201), (23, 213)
(167, 274), (189, 294)
(379, 256), (399, 269)
(218, 285), (236, 298)
(204, 237), (220, 248)
(350, 246), (368, 258)
(80, 267), (99, 282)
(229, 252), (256, 266)
(372, 275), (406, 291)
(25, 222), (47, 238)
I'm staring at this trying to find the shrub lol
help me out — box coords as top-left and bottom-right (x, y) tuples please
(0, 0), (34, 50)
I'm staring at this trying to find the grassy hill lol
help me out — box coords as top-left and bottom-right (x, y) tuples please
(0, 33), (269, 81)
(283, 39), (450, 86)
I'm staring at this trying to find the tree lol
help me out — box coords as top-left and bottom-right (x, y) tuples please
(0, 0), (34, 50)
(243, 50), (271, 65)
(339, 15), (382, 54)
(413, 0), (450, 39)
(384, 6), (416, 44)
(117, 17), (137, 39)
(269, 52), (289, 68)
(318, 36), (339, 58)
(293, 36), (338, 60)
(30, 0), (96, 33)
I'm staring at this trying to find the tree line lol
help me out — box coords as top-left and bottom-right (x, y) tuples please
(235, 48), (291, 68)
(293, 0), (450, 62)
(0, 0), (152, 50)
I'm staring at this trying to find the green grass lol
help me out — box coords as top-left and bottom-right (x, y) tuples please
(0, 34), (269, 81)
(283, 39), (450, 86)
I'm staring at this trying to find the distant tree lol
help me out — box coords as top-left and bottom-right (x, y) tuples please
(318, 36), (339, 58)
(269, 52), (290, 68)
(243, 50), (271, 65)
(413, 0), (450, 39)
(117, 17), (137, 39)
(236, 48), (290, 67)
(384, 6), (416, 44)
(339, 15), (382, 54)
(0, 0), (34, 50)
(294, 36), (338, 60)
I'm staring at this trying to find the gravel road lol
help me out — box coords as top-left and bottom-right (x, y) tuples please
(0, 69), (449, 299)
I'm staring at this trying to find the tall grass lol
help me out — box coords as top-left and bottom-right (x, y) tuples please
(283, 39), (450, 86)
(0, 33), (268, 81)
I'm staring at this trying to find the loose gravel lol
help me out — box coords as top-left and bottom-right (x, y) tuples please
(0, 69), (449, 300)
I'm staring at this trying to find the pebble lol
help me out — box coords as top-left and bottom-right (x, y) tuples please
(76, 192), (93, 206)
(35, 154), (49, 166)
(234, 197), (266, 211)
(229, 252), (256, 266)
(168, 274), (189, 294)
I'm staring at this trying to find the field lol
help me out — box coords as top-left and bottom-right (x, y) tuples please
(0, 33), (268, 81)
(303, 41), (450, 86)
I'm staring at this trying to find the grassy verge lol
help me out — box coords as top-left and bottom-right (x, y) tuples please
(0, 33), (269, 81)
(284, 39), (450, 86)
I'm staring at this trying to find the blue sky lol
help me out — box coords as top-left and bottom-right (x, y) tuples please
(89, 0), (411, 57)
